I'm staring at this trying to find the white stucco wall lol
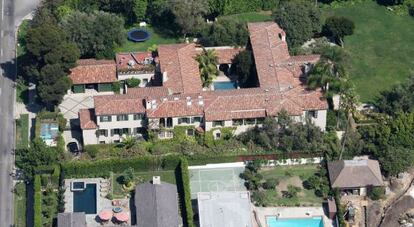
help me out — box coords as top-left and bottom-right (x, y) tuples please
(82, 129), (98, 145)
(117, 73), (154, 87)
(311, 109), (327, 131)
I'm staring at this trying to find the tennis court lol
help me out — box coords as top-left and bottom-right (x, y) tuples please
(189, 163), (246, 199)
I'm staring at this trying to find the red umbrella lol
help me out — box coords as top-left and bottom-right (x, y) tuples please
(98, 210), (113, 221)
(114, 212), (129, 222)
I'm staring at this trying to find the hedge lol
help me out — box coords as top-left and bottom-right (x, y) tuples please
(62, 155), (181, 178)
(176, 158), (194, 227)
(34, 175), (42, 227)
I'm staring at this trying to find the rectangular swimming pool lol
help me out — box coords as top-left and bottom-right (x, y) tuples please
(266, 216), (324, 227)
(73, 183), (97, 214)
(213, 81), (237, 90)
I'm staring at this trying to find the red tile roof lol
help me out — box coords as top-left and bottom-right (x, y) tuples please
(94, 95), (146, 115)
(158, 44), (202, 94)
(79, 109), (98, 129)
(116, 52), (154, 72)
(126, 87), (170, 98)
(69, 59), (117, 85)
(196, 47), (244, 64)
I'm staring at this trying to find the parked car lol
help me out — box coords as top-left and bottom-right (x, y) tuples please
(67, 142), (79, 154)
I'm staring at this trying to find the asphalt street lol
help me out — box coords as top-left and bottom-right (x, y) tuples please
(0, 0), (39, 226)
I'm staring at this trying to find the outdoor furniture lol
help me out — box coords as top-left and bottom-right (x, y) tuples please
(114, 212), (129, 223)
(112, 200), (121, 206)
(113, 207), (123, 213)
(98, 210), (113, 221)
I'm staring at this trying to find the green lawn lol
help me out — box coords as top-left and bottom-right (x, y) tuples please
(323, 2), (414, 102)
(220, 11), (273, 22)
(14, 182), (26, 227)
(16, 114), (29, 149)
(260, 165), (324, 206)
(112, 170), (176, 197)
(115, 25), (181, 53)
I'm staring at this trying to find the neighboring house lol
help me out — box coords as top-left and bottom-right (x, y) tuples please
(116, 52), (155, 87)
(197, 191), (253, 227)
(78, 22), (328, 145)
(134, 176), (181, 227)
(57, 212), (87, 227)
(69, 59), (117, 94)
(327, 157), (384, 196)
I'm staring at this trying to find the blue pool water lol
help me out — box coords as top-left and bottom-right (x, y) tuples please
(213, 81), (237, 90)
(266, 216), (324, 227)
(73, 184), (97, 214)
(40, 123), (59, 140)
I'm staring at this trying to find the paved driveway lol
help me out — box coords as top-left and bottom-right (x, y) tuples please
(59, 94), (94, 121)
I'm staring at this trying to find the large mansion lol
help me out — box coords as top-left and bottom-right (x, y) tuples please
(73, 22), (328, 145)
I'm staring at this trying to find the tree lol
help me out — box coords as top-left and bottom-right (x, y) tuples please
(169, 0), (208, 37)
(15, 138), (59, 180)
(231, 50), (257, 88)
(200, 18), (248, 47)
(273, 0), (322, 47)
(37, 64), (72, 108)
(26, 24), (66, 58)
(120, 167), (135, 186)
(284, 185), (301, 198)
(376, 75), (414, 116)
(126, 78), (141, 88)
(377, 147), (414, 176)
(61, 11), (126, 58)
(263, 178), (279, 190)
(195, 48), (219, 88)
(323, 16), (355, 47)
(118, 136), (138, 150)
(134, 0), (148, 21)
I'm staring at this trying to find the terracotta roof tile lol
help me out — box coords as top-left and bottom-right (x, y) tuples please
(116, 52), (154, 72)
(158, 43), (202, 94)
(69, 59), (117, 85)
(196, 47), (244, 64)
(79, 109), (98, 129)
(94, 95), (145, 115)
(126, 86), (170, 98)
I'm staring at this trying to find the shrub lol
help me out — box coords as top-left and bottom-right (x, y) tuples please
(252, 190), (269, 207)
(34, 175), (42, 227)
(368, 186), (385, 200)
(120, 167), (134, 186)
(284, 185), (301, 198)
(112, 81), (120, 94)
(84, 145), (99, 159)
(263, 178), (279, 190)
(176, 158), (194, 227)
(126, 78), (141, 88)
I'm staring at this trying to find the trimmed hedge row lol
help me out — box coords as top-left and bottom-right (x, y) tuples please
(62, 155), (181, 178)
(176, 158), (194, 227)
(34, 175), (42, 227)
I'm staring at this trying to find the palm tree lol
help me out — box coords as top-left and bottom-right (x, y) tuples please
(195, 48), (219, 88)
(118, 136), (137, 150)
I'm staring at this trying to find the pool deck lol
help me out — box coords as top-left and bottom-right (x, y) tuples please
(63, 178), (131, 227)
(254, 206), (334, 227)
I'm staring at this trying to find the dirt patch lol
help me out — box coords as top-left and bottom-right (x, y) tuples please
(277, 176), (304, 195)
(380, 195), (414, 227)
(367, 201), (382, 227)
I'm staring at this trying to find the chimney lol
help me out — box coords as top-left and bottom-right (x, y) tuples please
(198, 96), (204, 106)
(145, 100), (152, 109)
(153, 176), (161, 185)
(162, 71), (168, 83)
(280, 32), (286, 42)
(186, 97), (192, 106)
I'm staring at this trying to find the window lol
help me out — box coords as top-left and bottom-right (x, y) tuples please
(215, 132), (221, 139)
(134, 127), (143, 134)
(100, 116), (111, 122)
(117, 114), (129, 121)
(192, 117), (202, 123)
(186, 129), (195, 136)
(178, 117), (190, 124)
(245, 118), (256, 125)
(99, 141), (105, 144)
(122, 128), (129, 134)
(159, 130), (173, 138)
(232, 119), (243, 126)
(308, 111), (318, 118)
(112, 129), (121, 136)
(133, 113), (144, 120)
(97, 129), (108, 137)
(114, 140), (120, 143)
(166, 118), (173, 128)
(212, 121), (224, 127)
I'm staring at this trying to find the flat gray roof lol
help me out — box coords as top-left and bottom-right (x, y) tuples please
(197, 191), (253, 227)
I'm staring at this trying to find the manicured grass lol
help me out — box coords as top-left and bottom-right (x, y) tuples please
(14, 182), (26, 227)
(323, 2), (414, 102)
(115, 25), (181, 53)
(220, 11), (273, 22)
(260, 164), (324, 206)
(16, 114), (29, 149)
(112, 170), (176, 197)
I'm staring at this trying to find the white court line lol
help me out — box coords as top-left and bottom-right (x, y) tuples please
(1, 0), (4, 21)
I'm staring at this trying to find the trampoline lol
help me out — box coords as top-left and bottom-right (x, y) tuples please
(127, 28), (150, 42)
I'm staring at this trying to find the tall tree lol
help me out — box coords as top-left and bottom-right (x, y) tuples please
(195, 48), (219, 88)
(169, 0), (208, 37)
(37, 64), (72, 108)
(200, 18), (248, 47)
(273, 0), (322, 47)
(231, 50), (257, 88)
(323, 16), (355, 47)
(61, 11), (126, 58)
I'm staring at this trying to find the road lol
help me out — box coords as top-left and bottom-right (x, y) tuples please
(0, 0), (39, 226)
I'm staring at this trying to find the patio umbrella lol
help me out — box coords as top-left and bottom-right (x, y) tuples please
(98, 210), (113, 221)
(114, 212), (129, 222)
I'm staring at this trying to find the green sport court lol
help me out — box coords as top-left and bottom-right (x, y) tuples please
(189, 163), (247, 199)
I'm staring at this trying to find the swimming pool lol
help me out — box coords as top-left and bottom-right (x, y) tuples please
(213, 81), (237, 90)
(40, 123), (59, 140)
(266, 216), (324, 227)
(73, 184), (97, 214)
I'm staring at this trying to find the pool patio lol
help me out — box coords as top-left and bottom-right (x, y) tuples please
(254, 207), (334, 227)
(63, 178), (131, 227)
